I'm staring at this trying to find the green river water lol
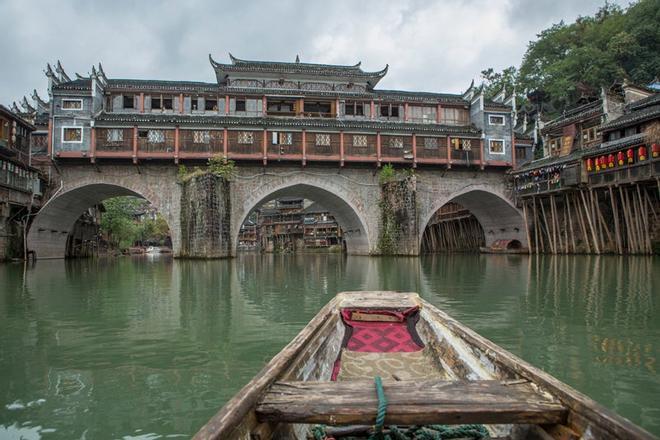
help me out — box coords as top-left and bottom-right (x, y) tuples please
(0, 254), (658, 439)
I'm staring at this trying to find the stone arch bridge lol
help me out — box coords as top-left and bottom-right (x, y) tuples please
(27, 164), (525, 258)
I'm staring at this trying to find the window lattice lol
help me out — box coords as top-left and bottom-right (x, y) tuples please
(278, 132), (292, 145)
(353, 135), (368, 147)
(423, 137), (438, 149)
(315, 134), (331, 146)
(148, 130), (165, 143)
(106, 129), (123, 143)
(389, 137), (404, 149)
(193, 131), (211, 144)
(238, 131), (254, 144)
(461, 139), (472, 151)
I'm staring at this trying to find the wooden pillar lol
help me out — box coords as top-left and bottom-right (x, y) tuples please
(90, 127), (96, 163)
(370, 101), (375, 120)
(522, 200), (532, 254)
(174, 126), (180, 164)
(47, 118), (53, 158)
(404, 103), (409, 122)
(376, 132), (381, 166)
(132, 126), (138, 164)
(223, 128), (228, 158)
(301, 129), (306, 166)
(179, 94), (184, 114)
(139, 93), (145, 113)
(262, 96), (267, 117)
(225, 95), (230, 115)
(446, 135), (452, 169)
(436, 104), (442, 124)
(479, 138), (485, 170)
(412, 133), (417, 167)
(339, 131), (345, 167)
(262, 129), (267, 165)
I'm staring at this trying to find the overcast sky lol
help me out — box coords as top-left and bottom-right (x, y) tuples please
(0, 0), (630, 106)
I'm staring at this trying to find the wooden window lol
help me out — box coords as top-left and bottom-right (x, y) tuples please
(444, 107), (469, 125)
(267, 100), (295, 114)
(488, 115), (505, 125)
(451, 138), (472, 151)
(237, 131), (254, 144)
(62, 127), (82, 143)
(548, 138), (561, 156)
(345, 101), (364, 116)
(147, 130), (164, 143)
(272, 132), (292, 145)
(62, 99), (82, 110)
(236, 99), (246, 112)
(424, 137), (438, 149)
(191, 98), (199, 111)
(581, 127), (597, 142)
(315, 134), (331, 146)
(123, 95), (134, 109)
(380, 104), (399, 118)
(193, 131), (210, 144)
(106, 129), (123, 142)
(515, 147), (527, 160)
(353, 135), (367, 147)
(304, 101), (332, 116)
(205, 99), (218, 111)
(388, 137), (404, 149)
(489, 139), (505, 154)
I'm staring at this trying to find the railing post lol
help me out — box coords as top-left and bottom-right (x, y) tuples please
(133, 126), (138, 164)
(302, 129), (306, 166)
(446, 135), (451, 169)
(90, 126), (96, 163)
(174, 126), (180, 164)
(340, 131), (345, 167)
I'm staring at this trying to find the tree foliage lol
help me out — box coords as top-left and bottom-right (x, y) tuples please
(100, 197), (170, 250)
(482, 0), (660, 111)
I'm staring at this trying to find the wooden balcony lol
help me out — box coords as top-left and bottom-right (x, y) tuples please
(305, 133), (340, 161)
(226, 130), (263, 159)
(267, 131), (303, 161)
(416, 136), (448, 165)
(380, 134), (413, 163)
(95, 128), (133, 158)
(587, 158), (658, 187)
(344, 134), (377, 162)
(179, 129), (223, 158)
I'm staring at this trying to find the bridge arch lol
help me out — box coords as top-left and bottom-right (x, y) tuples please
(27, 182), (179, 259)
(232, 181), (372, 255)
(419, 186), (527, 249)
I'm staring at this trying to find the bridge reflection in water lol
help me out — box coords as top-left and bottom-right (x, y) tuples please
(0, 254), (657, 438)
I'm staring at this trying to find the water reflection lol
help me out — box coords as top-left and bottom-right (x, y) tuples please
(0, 254), (658, 438)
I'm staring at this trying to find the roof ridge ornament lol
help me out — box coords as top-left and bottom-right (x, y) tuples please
(56, 60), (71, 82)
(295, 54), (300, 63)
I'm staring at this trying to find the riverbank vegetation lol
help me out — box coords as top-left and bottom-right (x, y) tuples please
(100, 197), (170, 251)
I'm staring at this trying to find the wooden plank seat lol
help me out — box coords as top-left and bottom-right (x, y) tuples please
(256, 379), (568, 426)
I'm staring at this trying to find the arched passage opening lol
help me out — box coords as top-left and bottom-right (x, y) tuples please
(420, 189), (527, 253)
(234, 183), (370, 255)
(27, 183), (175, 259)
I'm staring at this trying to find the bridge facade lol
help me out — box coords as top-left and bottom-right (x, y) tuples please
(25, 54), (527, 258)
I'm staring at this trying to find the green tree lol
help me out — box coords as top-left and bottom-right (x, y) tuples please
(100, 197), (142, 250)
(480, 66), (518, 98)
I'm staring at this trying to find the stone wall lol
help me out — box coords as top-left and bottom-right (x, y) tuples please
(179, 174), (231, 258)
(378, 176), (419, 255)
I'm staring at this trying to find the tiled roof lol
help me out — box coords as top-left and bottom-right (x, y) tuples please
(210, 53), (388, 85)
(483, 99), (511, 111)
(542, 100), (602, 132)
(513, 150), (582, 173)
(600, 103), (660, 131)
(374, 90), (465, 105)
(53, 78), (92, 91)
(108, 79), (219, 92)
(628, 92), (660, 111)
(94, 112), (481, 135)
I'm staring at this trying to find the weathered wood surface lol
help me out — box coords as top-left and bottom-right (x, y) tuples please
(337, 291), (420, 309)
(256, 379), (567, 426)
(419, 300), (656, 440)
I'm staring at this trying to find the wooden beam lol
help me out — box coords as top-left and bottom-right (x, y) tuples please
(339, 131), (345, 167)
(257, 380), (567, 426)
(174, 126), (179, 164)
(132, 126), (138, 164)
(301, 129), (306, 167)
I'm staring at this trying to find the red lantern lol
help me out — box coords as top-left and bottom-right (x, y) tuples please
(608, 154), (615, 168)
(600, 156), (607, 171)
(627, 148), (634, 164)
(595, 157), (601, 171)
(639, 145), (647, 161)
(617, 150), (625, 166)
(587, 157), (593, 171)
(653, 143), (659, 158)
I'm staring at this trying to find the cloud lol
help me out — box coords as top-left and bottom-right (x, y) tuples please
(0, 0), (626, 106)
